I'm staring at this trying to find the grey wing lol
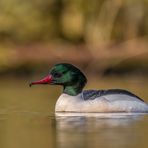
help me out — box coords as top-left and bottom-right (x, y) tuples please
(82, 89), (144, 101)
(82, 90), (105, 100)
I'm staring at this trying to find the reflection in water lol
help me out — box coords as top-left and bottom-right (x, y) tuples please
(55, 113), (145, 148)
(0, 78), (148, 148)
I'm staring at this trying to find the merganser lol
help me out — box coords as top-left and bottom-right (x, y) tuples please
(30, 63), (148, 113)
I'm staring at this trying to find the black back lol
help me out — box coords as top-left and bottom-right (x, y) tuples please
(82, 89), (144, 102)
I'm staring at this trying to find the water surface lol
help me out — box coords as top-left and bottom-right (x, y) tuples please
(0, 77), (148, 148)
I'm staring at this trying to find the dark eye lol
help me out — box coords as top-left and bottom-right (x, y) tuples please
(54, 72), (62, 78)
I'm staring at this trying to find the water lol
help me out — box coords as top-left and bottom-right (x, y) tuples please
(0, 77), (148, 148)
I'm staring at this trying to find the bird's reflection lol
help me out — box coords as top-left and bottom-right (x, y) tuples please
(55, 112), (144, 129)
(55, 113), (146, 148)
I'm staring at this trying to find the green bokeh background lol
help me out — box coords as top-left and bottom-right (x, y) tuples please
(0, 0), (148, 77)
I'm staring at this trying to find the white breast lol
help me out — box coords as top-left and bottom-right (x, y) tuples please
(55, 93), (148, 113)
(55, 93), (83, 112)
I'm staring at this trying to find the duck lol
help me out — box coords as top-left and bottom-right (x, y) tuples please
(30, 63), (148, 113)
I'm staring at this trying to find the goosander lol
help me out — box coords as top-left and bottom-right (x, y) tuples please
(30, 63), (148, 113)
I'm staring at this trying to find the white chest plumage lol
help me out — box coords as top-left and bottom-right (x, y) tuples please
(55, 93), (148, 113)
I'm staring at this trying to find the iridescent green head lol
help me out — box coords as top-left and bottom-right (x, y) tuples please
(30, 63), (87, 96)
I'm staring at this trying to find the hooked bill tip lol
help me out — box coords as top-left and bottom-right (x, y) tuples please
(29, 83), (32, 87)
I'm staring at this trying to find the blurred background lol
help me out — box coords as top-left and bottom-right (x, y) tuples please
(0, 0), (148, 78)
(0, 1), (148, 148)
